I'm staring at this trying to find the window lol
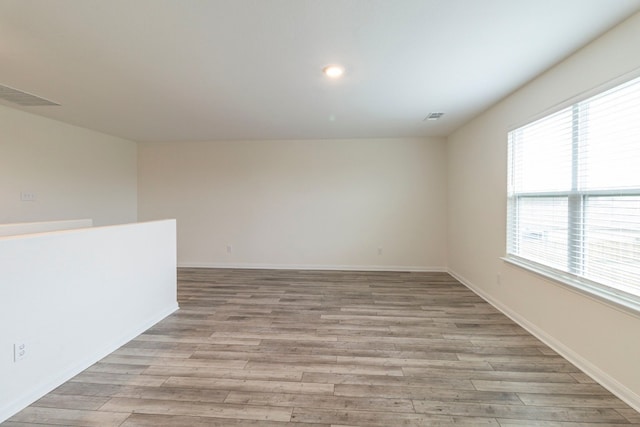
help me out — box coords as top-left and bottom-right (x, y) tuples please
(507, 75), (640, 311)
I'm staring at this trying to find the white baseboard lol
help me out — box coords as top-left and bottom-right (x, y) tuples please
(0, 304), (179, 424)
(178, 262), (446, 273)
(448, 269), (640, 413)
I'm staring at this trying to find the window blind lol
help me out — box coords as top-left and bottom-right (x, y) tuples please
(507, 75), (640, 306)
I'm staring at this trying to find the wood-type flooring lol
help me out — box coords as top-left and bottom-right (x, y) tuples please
(5, 268), (640, 426)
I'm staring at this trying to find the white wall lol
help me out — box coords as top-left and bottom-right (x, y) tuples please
(138, 138), (447, 271)
(447, 12), (640, 410)
(0, 105), (138, 226)
(0, 220), (178, 422)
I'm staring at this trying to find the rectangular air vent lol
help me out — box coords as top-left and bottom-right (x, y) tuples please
(0, 84), (59, 106)
(424, 112), (444, 121)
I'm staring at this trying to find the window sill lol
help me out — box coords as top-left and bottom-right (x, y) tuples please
(501, 256), (640, 318)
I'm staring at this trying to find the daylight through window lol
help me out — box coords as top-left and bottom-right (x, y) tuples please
(507, 75), (640, 309)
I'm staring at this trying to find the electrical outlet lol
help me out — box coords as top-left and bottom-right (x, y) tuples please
(14, 343), (27, 362)
(226, 244), (232, 253)
(20, 192), (36, 201)
(377, 247), (383, 256)
(496, 273), (502, 286)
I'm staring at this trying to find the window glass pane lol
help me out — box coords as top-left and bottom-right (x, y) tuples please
(581, 80), (640, 190)
(584, 196), (640, 297)
(512, 108), (572, 193)
(507, 75), (640, 308)
(514, 197), (568, 271)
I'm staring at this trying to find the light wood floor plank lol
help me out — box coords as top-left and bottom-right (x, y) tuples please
(50, 381), (124, 397)
(164, 376), (334, 395)
(497, 421), (635, 427)
(517, 392), (632, 408)
(334, 384), (522, 403)
(301, 371), (476, 390)
(472, 380), (611, 395)
(32, 394), (111, 411)
(290, 407), (500, 426)
(99, 398), (293, 422)
(224, 390), (415, 412)
(413, 400), (628, 423)
(114, 385), (229, 403)
(7, 407), (130, 426)
(120, 414), (328, 427)
(69, 372), (168, 387)
(143, 365), (304, 381)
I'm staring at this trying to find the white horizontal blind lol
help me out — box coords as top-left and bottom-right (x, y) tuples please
(507, 75), (640, 303)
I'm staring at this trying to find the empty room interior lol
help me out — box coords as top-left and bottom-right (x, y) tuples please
(2, 1), (640, 426)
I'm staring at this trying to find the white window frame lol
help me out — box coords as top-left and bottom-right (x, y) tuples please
(505, 71), (640, 315)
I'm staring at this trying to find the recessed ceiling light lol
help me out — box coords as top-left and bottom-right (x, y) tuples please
(323, 64), (345, 79)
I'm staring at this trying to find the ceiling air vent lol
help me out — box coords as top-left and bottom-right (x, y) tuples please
(0, 84), (60, 106)
(424, 112), (444, 121)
